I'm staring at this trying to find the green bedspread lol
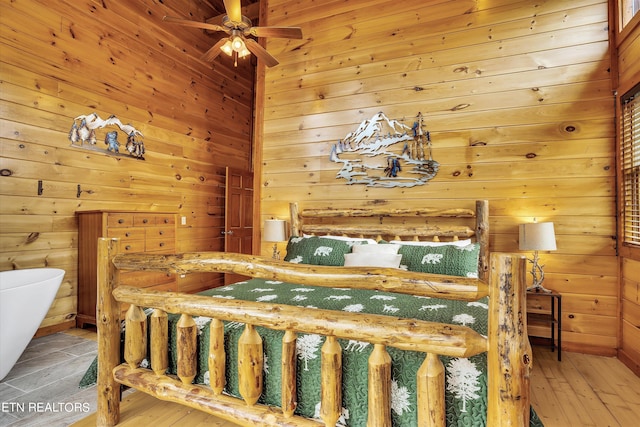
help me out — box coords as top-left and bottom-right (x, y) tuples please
(80, 278), (543, 426)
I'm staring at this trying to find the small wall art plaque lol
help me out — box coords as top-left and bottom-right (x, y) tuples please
(69, 113), (145, 160)
(329, 112), (438, 188)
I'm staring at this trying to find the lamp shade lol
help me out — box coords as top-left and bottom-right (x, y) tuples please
(263, 219), (286, 242)
(519, 222), (557, 251)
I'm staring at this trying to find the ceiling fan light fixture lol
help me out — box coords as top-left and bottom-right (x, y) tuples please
(220, 39), (234, 56)
(238, 46), (251, 58)
(231, 36), (245, 52)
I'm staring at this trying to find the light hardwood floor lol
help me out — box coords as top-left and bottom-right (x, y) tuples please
(71, 344), (640, 427)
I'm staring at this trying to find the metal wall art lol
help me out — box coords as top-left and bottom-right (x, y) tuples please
(68, 113), (145, 160)
(329, 112), (438, 188)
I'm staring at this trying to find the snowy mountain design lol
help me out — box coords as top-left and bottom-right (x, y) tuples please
(329, 112), (439, 187)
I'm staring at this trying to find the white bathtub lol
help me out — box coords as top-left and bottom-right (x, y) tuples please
(0, 268), (65, 381)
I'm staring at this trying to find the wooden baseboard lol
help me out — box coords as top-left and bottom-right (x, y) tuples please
(618, 349), (640, 376)
(562, 341), (618, 357)
(34, 319), (75, 338)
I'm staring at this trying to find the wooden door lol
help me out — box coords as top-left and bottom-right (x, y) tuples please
(224, 167), (254, 284)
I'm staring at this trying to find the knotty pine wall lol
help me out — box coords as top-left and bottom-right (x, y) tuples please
(616, 4), (640, 374)
(0, 0), (255, 334)
(259, 0), (618, 355)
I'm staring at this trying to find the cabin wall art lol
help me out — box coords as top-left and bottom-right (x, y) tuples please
(68, 113), (146, 160)
(329, 112), (438, 188)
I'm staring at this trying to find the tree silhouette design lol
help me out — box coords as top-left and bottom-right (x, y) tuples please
(446, 358), (481, 412)
(296, 334), (323, 371)
(391, 379), (411, 416)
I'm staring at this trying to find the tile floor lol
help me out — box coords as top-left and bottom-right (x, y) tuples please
(0, 332), (98, 427)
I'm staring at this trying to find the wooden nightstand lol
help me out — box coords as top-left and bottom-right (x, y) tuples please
(526, 289), (562, 361)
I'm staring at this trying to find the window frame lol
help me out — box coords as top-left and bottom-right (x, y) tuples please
(620, 84), (640, 248)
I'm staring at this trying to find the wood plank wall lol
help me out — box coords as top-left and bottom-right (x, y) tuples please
(0, 0), (255, 334)
(258, 0), (618, 354)
(615, 4), (640, 374)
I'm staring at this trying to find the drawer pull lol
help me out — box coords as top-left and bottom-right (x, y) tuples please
(118, 219), (125, 224)
(125, 245), (131, 251)
(159, 242), (165, 247)
(164, 219), (169, 223)
(143, 219), (149, 224)
(125, 232), (130, 237)
(159, 231), (164, 235)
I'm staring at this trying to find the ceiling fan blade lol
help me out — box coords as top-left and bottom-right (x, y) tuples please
(249, 26), (303, 39)
(244, 38), (279, 67)
(163, 16), (227, 33)
(201, 38), (229, 62)
(223, 0), (243, 23)
(205, 14), (225, 27)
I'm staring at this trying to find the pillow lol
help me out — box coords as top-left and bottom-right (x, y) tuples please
(390, 239), (472, 247)
(304, 234), (378, 245)
(351, 243), (400, 254)
(397, 243), (480, 277)
(284, 236), (354, 266)
(344, 253), (402, 268)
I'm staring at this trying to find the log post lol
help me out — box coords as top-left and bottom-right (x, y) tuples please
(176, 314), (197, 385)
(281, 330), (297, 417)
(367, 344), (392, 427)
(417, 353), (445, 427)
(124, 305), (147, 369)
(476, 200), (490, 282)
(238, 324), (263, 406)
(320, 335), (342, 426)
(290, 202), (300, 236)
(150, 309), (168, 375)
(487, 253), (532, 426)
(96, 238), (121, 426)
(208, 318), (226, 394)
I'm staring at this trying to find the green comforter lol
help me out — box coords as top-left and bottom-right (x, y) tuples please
(80, 278), (543, 426)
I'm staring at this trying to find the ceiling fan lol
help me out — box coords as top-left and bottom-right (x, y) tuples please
(163, 0), (302, 67)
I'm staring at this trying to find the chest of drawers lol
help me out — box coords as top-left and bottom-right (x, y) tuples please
(76, 210), (177, 328)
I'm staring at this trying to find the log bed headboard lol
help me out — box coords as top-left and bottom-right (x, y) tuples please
(290, 200), (489, 282)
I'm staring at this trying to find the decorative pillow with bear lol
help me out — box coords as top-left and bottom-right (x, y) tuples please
(284, 236), (365, 266)
(397, 242), (480, 277)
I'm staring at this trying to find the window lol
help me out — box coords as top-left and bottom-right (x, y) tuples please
(621, 0), (640, 29)
(621, 85), (640, 246)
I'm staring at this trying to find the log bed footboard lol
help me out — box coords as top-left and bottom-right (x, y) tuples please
(96, 238), (531, 427)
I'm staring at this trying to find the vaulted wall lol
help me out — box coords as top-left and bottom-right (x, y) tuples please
(259, 0), (618, 354)
(0, 0), (255, 333)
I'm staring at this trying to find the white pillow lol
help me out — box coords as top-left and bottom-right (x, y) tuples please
(390, 239), (472, 247)
(344, 253), (402, 268)
(303, 234), (378, 245)
(351, 244), (400, 254)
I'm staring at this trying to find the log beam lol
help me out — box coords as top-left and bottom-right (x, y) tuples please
(112, 285), (488, 358)
(113, 365), (323, 427)
(111, 250), (488, 301)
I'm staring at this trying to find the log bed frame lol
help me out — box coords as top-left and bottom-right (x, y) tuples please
(96, 200), (532, 426)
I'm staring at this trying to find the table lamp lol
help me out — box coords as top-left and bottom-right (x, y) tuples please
(263, 219), (286, 260)
(519, 221), (557, 293)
